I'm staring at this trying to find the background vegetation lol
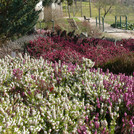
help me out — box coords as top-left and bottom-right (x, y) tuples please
(62, 0), (134, 25)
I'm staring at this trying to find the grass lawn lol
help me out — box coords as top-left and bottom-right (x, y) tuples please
(62, 1), (134, 25)
(36, 18), (81, 33)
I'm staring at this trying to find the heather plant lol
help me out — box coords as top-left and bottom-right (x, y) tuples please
(0, 54), (133, 133)
(117, 38), (134, 51)
(26, 36), (129, 66)
(97, 52), (134, 75)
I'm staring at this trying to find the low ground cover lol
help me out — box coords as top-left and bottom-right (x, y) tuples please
(98, 52), (134, 75)
(0, 30), (134, 134)
(26, 34), (134, 75)
(0, 54), (133, 133)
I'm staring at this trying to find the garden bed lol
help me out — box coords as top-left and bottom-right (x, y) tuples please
(26, 33), (134, 75)
(0, 32), (134, 133)
(0, 54), (133, 133)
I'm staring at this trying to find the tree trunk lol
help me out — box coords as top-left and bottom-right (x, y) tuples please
(74, 0), (77, 8)
(98, 7), (101, 27)
(66, 1), (68, 16)
(68, 5), (71, 18)
(80, 0), (82, 17)
(103, 6), (112, 18)
(89, 0), (92, 17)
(60, 3), (63, 17)
(73, 0), (75, 17)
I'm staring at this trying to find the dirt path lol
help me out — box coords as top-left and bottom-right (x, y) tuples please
(76, 17), (134, 39)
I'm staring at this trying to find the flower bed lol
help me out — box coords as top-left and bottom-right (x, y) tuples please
(0, 54), (133, 133)
(26, 36), (130, 66)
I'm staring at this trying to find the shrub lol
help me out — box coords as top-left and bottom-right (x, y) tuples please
(77, 21), (102, 38)
(26, 36), (129, 66)
(111, 22), (134, 30)
(117, 39), (134, 51)
(0, 0), (40, 42)
(0, 54), (133, 133)
(96, 52), (134, 75)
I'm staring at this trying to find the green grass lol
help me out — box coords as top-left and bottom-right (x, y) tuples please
(62, 1), (134, 25)
(36, 18), (80, 31)
(36, 22), (48, 29)
(36, 2), (134, 32)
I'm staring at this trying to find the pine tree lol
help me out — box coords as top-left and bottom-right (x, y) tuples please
(0, 0), (41, 42)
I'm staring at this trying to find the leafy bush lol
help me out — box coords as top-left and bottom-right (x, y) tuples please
(111, 22), (134, 30)
(0, 54), (133, 133)
(96, 52), (134, 75)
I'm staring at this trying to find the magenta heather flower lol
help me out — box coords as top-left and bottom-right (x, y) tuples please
(22, 92), (25, 96)
(85, 116), (88, 123)
(82, 80), (84, 85)
(13, 68), (23, 80)
(77, 125), (87, 134)
(26, 36), (130, 65)
(94, 130), (97, 134)
(94, 121), (100, 129)
(28, 91), (32, 95)
(124, 113), (127, 116)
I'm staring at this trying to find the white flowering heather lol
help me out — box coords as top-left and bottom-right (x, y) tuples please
(0, 54), (133, 134)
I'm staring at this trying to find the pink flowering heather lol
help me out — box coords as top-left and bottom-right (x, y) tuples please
(13, 68), (23, 80)
(26, 36), (129, 66)
(0, 54), (133, 133)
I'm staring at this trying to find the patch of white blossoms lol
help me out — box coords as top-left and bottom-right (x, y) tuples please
(0, 54), (129, 133)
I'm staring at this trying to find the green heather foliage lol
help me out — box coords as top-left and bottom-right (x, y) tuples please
(0, 54), (133, 133)
(0, 0), (40, 41)
(97, 52), (134, 75)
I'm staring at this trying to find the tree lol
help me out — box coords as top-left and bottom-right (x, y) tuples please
(43, 0), (64, 22)
(67, 0), (73, 18)
(0, 0), (63, 43)
(0, 0), (41, 42)
(89, 0), (92, 17)
(62, 0), (73, 18)
(115, 0), (134, 15)
(102, 0), (116, 18)
(93, 0), (102, 25)
(80, 0), (82, 17)
(93, 0), (117, 18)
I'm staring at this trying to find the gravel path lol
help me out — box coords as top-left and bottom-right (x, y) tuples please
(76, 17), (134, 39)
